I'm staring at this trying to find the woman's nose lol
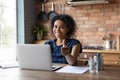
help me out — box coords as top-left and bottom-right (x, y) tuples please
(56, 27), (60, 31)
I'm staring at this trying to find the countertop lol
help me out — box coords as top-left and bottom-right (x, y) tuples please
(83, 49), (120, 54)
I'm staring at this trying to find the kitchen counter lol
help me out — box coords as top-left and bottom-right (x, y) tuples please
(83, 49), (120, 54)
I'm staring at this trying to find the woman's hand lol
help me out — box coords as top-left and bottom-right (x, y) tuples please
(61, 39), (70, 56)
(61, 39), (81, 65)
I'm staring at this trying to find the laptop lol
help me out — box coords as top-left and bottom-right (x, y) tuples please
(16, 44), (62, 71)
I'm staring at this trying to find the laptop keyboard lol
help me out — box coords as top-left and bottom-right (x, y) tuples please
(52, 66), (62, 71)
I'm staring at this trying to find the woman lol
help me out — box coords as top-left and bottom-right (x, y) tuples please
(45, 14), (82, 65)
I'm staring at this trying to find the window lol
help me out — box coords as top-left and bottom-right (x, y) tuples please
(0, 0), (16, 62)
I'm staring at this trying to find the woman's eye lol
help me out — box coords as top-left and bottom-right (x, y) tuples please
(61, 26), (65, 29)
(53, 25), (65, 29)
(54, 26), (57, 28)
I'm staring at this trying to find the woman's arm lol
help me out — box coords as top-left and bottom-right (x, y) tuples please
(61, 42), (81, 65)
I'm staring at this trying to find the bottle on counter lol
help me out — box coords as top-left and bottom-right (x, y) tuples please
(93, 55), (99, 73)
(88, 54), (103, 73)
(88, 57), (96, 73)
(97, 53), (104, 71)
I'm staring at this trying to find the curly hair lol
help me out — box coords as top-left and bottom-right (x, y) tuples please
(50, 14), (76, 38)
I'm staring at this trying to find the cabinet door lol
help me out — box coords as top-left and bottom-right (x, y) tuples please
(103, 53), (120, 66)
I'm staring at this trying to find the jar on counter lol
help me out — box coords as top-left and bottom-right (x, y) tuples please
(105, 40), (111, 49)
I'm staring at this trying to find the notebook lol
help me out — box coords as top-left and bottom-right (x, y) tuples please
(16, 44), (62, 71)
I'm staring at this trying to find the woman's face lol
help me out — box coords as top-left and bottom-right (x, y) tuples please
(53, 20), (67, 39)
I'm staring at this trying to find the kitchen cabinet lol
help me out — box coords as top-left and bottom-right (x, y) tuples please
(81, 49), (120, 66)
(102, 53), (120, 66)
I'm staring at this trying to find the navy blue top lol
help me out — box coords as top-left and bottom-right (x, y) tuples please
(44, 38), (80, 64)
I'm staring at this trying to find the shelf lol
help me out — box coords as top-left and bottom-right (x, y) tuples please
(67, 0), (110, 6)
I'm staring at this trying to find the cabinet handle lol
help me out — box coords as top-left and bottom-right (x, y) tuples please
(118, 56), (120, 59)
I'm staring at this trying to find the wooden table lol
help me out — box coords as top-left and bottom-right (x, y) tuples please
(0, 65), (120, 80)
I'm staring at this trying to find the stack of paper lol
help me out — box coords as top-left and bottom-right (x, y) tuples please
(56, 65), (89, 74)
(0, 61), (19, 69)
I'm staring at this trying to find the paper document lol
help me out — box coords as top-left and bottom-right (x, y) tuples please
(56, 65), (89, 74)
(0, 61), (19, 69)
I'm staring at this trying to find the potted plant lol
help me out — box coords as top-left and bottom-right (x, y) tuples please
(101, 32), (111, 49)
(32, 23), (48, 40)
